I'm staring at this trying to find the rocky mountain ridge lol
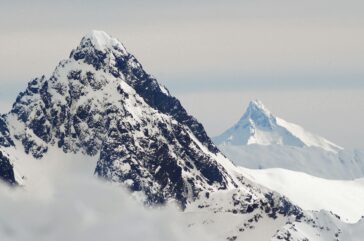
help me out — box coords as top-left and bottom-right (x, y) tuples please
(0, 31), (363, 241)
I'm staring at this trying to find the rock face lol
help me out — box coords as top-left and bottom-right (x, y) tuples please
(0, 150), (16, 185)
(3, 30), (236, 206)
(0, 115), (14, 148)
(1, 30), (362, 241)
(0, 116), (17, 185)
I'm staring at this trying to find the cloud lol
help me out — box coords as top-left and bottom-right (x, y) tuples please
(0, 150), (215, 241)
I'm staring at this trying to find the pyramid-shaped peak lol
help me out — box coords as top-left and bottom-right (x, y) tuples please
(241, 99), (274, 123)
(70, 30), (129, 68)
(214, 100), (342, 152)
(247, 99), (271, 115)
(80, 30), (127, 53)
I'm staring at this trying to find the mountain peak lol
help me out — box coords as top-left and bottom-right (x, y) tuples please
(7, 31), (230, 205)
(248, 99), (266, 110)
(214, 100), (342, 152)
(240, 99), (275, 129)
(80, 30), (126, 53)
(70, 30), (129, 70)
(245, 100), (271, 116)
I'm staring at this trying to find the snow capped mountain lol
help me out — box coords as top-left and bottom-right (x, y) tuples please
(1, 30), (363, 241)
(213, 100), (364, 179)
(0, 30), (311, 235)
(214, 100), (342, 153)
(3, 30), (241, 206)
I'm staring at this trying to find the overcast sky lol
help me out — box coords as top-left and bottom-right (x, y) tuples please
(0, 0), (363, 148)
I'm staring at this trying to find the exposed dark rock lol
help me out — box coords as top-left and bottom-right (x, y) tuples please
(0, 150), (16, 185)
(0, 115), (14, 147)
(6, 31), (235, 206)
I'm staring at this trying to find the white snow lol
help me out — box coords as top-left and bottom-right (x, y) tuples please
(83, 30), (127, 54)
(2, 30), (364, 241)
(214, 99), (342, 153)
(276, 116), (342, 152)
(159, 84), (170, 96)
(218, 144), (364, 180)
(213, 100), (360, 180)
(239, 166), (364, 223)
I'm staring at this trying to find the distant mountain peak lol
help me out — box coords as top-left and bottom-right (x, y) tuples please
(240, 99), (276, 129)
(2, 31), (359, 241)
(247, 99), (269, 114)
(214, 100), (342, 153)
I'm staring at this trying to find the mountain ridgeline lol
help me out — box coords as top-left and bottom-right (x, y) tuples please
(0, 31), (236, 206)
(213, 100), (364, 180)
(214, 99), (342, 152)
(1, 31), (364, 241)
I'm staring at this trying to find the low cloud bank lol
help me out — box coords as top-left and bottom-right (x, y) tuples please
(0, 152), (214, 241)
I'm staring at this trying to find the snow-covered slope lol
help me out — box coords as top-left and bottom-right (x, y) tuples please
(239, 167), (364, 222)
(1, 30), (363, 241)
(219, 145), (364, 179)
(213, 100), (364, 179)
(2, 148), (364, 241)
(0, 30), (306, 240)
(0, 30), (297, 214)
(2, 30), (242, 207)
(272, 211), (364, 241)
(214, 100), (342, 153)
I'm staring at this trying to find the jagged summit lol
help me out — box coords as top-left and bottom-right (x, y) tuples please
(245, 99), (271, 116)
(240, 99), (275, 129)
(69, 30), (129, 71)
(2, 31), (362, 241)
(2, 30), (233, 205)
(79, 30), (127, 53)
(214, 100), (342, 153)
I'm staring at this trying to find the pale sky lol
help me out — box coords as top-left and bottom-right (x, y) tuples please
(0, 0), (363, 148)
